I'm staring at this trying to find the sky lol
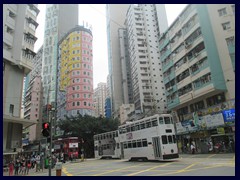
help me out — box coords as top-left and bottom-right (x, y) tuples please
(35, 4), (187, 89)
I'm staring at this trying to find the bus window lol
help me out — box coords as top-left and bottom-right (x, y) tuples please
(146, 121), (151, 128)
(109, 134), (112, 138)
(117, 143), (120, 149)
(142, 139), (147, 147)
(94, 146), (98, 151)
(131, 125), (135, 132)
(124, 143), (127, 149)
(162, 135), (168, 144)
(164, 117), (171, 124)
(106, 134), (109, 139)
(100, 135), (102, 140)
(166, 129), (172, 133)
(168, 135), (173, 144)
(135, 124), (140, 131)
(137, 140), (142, 147)
(127, 141), (132, 148)
(159, 117), (164, 124)
(173, 135), (176, 143)
(116, 131), (118, 137)
(152, 120), (158, 127)
(140, 123), (145, 129)
(171, 117), (173, 124)
(132, 140), (137, 148)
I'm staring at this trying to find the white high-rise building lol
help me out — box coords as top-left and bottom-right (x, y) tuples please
(106, 4), (130, 117)
(125, 4), (168, 115)
(3, 4), (39, 157)
(93, 83), (107, 117)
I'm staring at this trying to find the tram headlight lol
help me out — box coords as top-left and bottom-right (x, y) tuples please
(171, 149), (174, 153)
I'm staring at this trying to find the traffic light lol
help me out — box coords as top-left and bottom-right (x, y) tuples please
(42, 122), (50, 137)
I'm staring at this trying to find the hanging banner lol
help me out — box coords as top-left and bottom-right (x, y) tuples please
(204, 113), (225, 128)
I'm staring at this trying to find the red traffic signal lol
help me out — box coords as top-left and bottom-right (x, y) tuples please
(42, 122), (50, 137)
(42, 122), (50, 130)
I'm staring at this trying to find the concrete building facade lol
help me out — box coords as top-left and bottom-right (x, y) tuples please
(125, 4), (168, 115)
(106, 4), (129, 117)
(3, 4), (39, 157)
(41, 4), (78, 109)
(93, 82), (107, 117)
(23, 46), (43, 143)
(158, 4), (235, 151)
(57, 26), (94, 119)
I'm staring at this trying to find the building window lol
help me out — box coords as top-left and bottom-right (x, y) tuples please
(72, 102), (75, 106)
(77, 102), (80, 106)
(84, 102), (87, 106)
(226, 36), (235, 46)
(9, 104), (14, 115)
(218, 8), (227, 16)
(222, 22), (231, 30)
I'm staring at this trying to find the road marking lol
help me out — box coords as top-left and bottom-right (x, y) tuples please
(62, 167), (73, 176)
(206, 154), (217, 158)
(126, 162), (174, 176)
(91, 163), (145, 176)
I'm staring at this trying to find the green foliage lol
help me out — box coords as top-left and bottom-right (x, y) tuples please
(57, 115), (120, 158)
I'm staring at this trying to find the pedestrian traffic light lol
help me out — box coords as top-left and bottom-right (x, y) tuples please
(42, 122), (50, 137)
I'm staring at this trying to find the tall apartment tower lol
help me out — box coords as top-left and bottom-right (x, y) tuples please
(118, 28), (133, 104)
(57, 26), (94, 119)
(23, 46), (43, 142)
(106, 4), (129, 117)
(125, 4), (168, 115)
(3, 4), (39, 155)
(93, 83), (107, 117)
(42, 4), (78, 107)
(159, 4), (235, 122)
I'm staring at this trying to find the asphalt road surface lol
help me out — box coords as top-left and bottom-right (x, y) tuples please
(60, 153), (235, 176)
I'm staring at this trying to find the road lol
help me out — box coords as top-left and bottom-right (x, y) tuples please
(60, 153), (235, 176)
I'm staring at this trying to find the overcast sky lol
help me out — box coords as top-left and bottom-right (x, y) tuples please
(35, 4), (187, 88)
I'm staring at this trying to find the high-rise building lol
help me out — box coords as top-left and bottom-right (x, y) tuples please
(125, 4), (168, 115)
(118, 28), (133, 104)
(93, 82), (107, 117)
(41, 4), (78, 108)
(3, 4), (39, 156)
(41, 4), (78, 133)
(106, 4), (129, 117)
(23, 46), (43, 143)
(159, 4), (235, 146)
(57, 25), (94, 119)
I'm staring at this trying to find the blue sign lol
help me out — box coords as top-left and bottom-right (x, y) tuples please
(222, 109), (235, 122)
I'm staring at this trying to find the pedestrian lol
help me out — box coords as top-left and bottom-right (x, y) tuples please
(14, 158), (20, 176)
(8, 160), (14, 176)
(35, 154), (40, 172)
(25, 156), (31, 175)
(191, 143), (195, 154)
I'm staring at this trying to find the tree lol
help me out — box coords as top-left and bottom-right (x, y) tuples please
(57, 115), (120, 158)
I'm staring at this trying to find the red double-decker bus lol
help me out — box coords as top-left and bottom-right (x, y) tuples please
(54, 137), (79, 160)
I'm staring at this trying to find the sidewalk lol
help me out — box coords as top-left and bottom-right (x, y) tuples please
(3, 166), (67, 176)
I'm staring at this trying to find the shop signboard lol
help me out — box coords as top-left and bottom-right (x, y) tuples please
(222, 109), (235, 123)
(204, 113), (225, 128)
(176, 119), (198, 134)
(175, 122), (186, 134)
(69, 143), (78, 148)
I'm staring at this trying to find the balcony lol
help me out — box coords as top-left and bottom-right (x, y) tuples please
(162, 59), (174, 72)
(3, 33), (13, 47)
(179, 91), (193, 104)
(6, 16), (15, 29)
(166, 85), (177, 96)
(163, 71), (175, 84)
(161, 48), (171, 62)
(159, 37), (170, 50)
(177, 76), (192, 90)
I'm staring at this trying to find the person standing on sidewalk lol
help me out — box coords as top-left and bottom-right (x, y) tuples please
(191, 143), (196, 154)
(8, 160), (14, 176)
(35, 154), (40, 172)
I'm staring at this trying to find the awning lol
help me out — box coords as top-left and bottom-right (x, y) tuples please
(3, 114), (38, 129)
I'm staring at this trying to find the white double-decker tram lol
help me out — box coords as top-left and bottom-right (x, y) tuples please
(118, 114), (179, 161)
(94, 130), (121, 159)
